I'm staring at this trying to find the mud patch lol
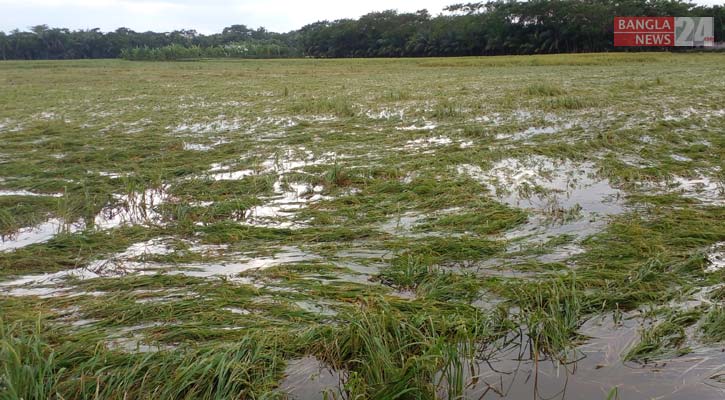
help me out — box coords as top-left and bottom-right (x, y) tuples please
(278, 356), (343, 399)
(295, 300), (338, 316)
(236, 148), (336, 228)
(175, 246), (320, 279)
(404, 136), (452, 149)
(209, 169), (256, 181)
(182, 140), (229, 151)
(705, 242), (725, 273)
(170, 116), (242, 134)
(0, 237), (176, 294)
(458, 156), (624, 261)
(1, 218), (83, 252)
(379, 212), (426, 236)
(97, 171), (130, 179)
(671, 175), (724, 206)
(671, 154), (693, 162)
(396, 121), (437, 131)
(106, 322), (176, 353)
(0, 190), (63, 197)
(0, 118), (22, 133)
(94, 186), (172, 229)
(0, 245), (319, 295)
(496, 122), (574, 141)
(232, 180), (329, 229)
(460, 156), (623, 216)
(366, 108), (405, 120)
(642, 172), (724, 206)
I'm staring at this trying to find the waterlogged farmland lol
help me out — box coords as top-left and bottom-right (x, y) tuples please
(0, 53), (724, 399)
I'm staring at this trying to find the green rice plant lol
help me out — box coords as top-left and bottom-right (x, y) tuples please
(546, 96), (594, 110)
(397, 236), (503, 262)
(0, 320), (63, 400)
(624, 310), (701, 362)
(0, 318), (285, 399)
(0, 196), (56, 235)
(430, 99), (461, 119)
(379, 252), (484, 302)
(574, 206), (725, 311)
(525, 83), (565, 97)
(700, 306), (725, 343)
(461, 125), (491, 138)
(169, 176), (276, 201)
(196, 221), (292, 244)
(307, 298), (493, 399)
(710, 286), (725, 302)
(54, 190), (73, 225)
(289, 97), (356, 117)
(379, 89), (411, 102)
(416, 206), (527, 235)
(506, 274), (584, 358)
(0, 209), (14, 235)
(76, 337), (282, 399)
(379, 252), (433, 289)
(168, 198), (259, 225)
(416, 271), (484, 303)
(325, 164), (351, 187)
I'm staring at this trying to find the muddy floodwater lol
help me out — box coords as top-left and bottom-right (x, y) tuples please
(462, 317), (725, 400)
(0, 54), (724, 399)
(278, 315), (725, 400)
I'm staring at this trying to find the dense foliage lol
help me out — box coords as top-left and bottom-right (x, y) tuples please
(300, 0), (724, 57)
(0, 24), (299, 60)
(1, 0), (723, 60)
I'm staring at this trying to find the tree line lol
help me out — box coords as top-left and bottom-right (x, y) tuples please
(0, 24), (300, 60)
(1, 0), (723, 60)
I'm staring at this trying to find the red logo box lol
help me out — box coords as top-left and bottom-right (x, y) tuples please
(614, 17), (675, 47)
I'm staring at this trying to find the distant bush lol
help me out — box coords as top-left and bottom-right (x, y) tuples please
(120, 41), (300, 61)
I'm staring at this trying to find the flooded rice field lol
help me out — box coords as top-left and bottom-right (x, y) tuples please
(0, 54), (724, 399)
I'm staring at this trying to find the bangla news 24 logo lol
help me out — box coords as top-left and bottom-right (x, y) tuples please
(614, 17), (714, 47)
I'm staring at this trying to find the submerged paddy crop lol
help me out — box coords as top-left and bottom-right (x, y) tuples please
(1, 53), (724, 399)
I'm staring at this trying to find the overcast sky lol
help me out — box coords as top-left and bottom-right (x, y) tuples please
(1, 0), (723, 34)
